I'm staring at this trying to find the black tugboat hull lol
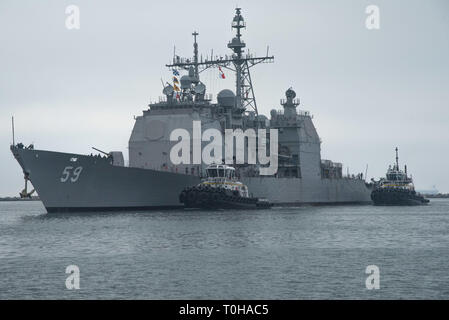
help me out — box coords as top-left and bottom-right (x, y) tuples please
(184, 199), (271, 209)
(371, 189), (429, 206)
(179, 187), (272, 209)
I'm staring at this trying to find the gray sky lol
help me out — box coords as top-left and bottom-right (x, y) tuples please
(1, 0), (448, 196)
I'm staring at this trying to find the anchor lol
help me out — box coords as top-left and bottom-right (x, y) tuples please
(19, 172), (35, 199)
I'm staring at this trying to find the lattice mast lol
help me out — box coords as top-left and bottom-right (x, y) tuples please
(166, 8), (274, 115)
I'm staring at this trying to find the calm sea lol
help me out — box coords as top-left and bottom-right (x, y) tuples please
(1, 199), (448, 299)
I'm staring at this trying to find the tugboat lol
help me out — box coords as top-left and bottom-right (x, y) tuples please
(179, 164), (272, 209)
(371, 148), (429, 205)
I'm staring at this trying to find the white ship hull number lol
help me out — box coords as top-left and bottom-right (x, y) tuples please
(60, 166), (83, 182)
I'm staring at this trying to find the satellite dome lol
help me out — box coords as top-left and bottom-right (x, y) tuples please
(162, 84), (174, 96)
(285, 88), (296, 99)
(180, 75), (192, 89)
(194, 82), (206, 95)
(217, 89), (235, 107)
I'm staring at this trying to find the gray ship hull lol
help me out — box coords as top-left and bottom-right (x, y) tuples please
(11, 147), (200, 212)
(11, 147), (372, 213)
(243, 176), (372, 205)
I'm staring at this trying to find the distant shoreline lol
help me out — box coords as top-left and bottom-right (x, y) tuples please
(0, 197), (41, 202)
(423, 194), (449, 199)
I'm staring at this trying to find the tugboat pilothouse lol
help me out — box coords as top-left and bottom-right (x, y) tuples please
(371, 148), (429, 206)
(179, 164), (271, 209)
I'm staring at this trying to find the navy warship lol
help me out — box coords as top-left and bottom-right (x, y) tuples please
(371, 148), (429, 205)
(10, 8), (372, 213)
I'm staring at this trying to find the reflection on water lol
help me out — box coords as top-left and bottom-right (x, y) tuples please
(1, 200), (449, 299)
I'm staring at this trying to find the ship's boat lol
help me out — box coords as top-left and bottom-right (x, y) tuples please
(371, 148), (429, 206)
(179, 164), (272, 209)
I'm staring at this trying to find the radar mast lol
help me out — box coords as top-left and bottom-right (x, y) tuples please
(166, 8), (274, 116)
(192, 31), (199, 81)
(395, 147), (399, 170)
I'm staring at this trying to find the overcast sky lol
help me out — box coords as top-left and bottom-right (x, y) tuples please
(1, 0), (448, 196)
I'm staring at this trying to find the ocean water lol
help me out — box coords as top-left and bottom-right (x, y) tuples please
(1, 199), (449, 299)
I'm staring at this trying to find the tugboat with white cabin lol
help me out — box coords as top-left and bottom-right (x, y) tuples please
(371, 148), (429, 205)
(179, 164), (272, 209)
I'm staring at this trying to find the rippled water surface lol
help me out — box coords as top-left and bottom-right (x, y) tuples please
(1, 200), (449, 299)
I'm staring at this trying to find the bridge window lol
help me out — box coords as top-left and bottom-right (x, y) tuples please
(207, 168), (217, 177)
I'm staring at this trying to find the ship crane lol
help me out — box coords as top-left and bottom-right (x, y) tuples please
(166, 8), (274, 116)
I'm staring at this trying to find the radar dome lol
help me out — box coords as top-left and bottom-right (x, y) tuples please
(194, 82), (206, 95)
(217, 89), (235, 107)
(285, 88), (296, 99)
(180, 75), (192, 89)
(162, 85), (174, 96)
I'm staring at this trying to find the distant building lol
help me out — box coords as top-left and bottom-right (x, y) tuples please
(416, 186), (439, 195)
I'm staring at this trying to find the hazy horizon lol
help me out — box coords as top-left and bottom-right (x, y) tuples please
(1, 0), (448, 196)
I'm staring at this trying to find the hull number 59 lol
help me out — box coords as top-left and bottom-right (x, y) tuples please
(60, 166), (83, 182)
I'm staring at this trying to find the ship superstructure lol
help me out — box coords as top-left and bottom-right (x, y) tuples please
(129, 8), (275, 174)
(10, 8), (372, 212)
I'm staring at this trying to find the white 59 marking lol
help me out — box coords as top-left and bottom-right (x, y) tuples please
(61, 166), (83, 182)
